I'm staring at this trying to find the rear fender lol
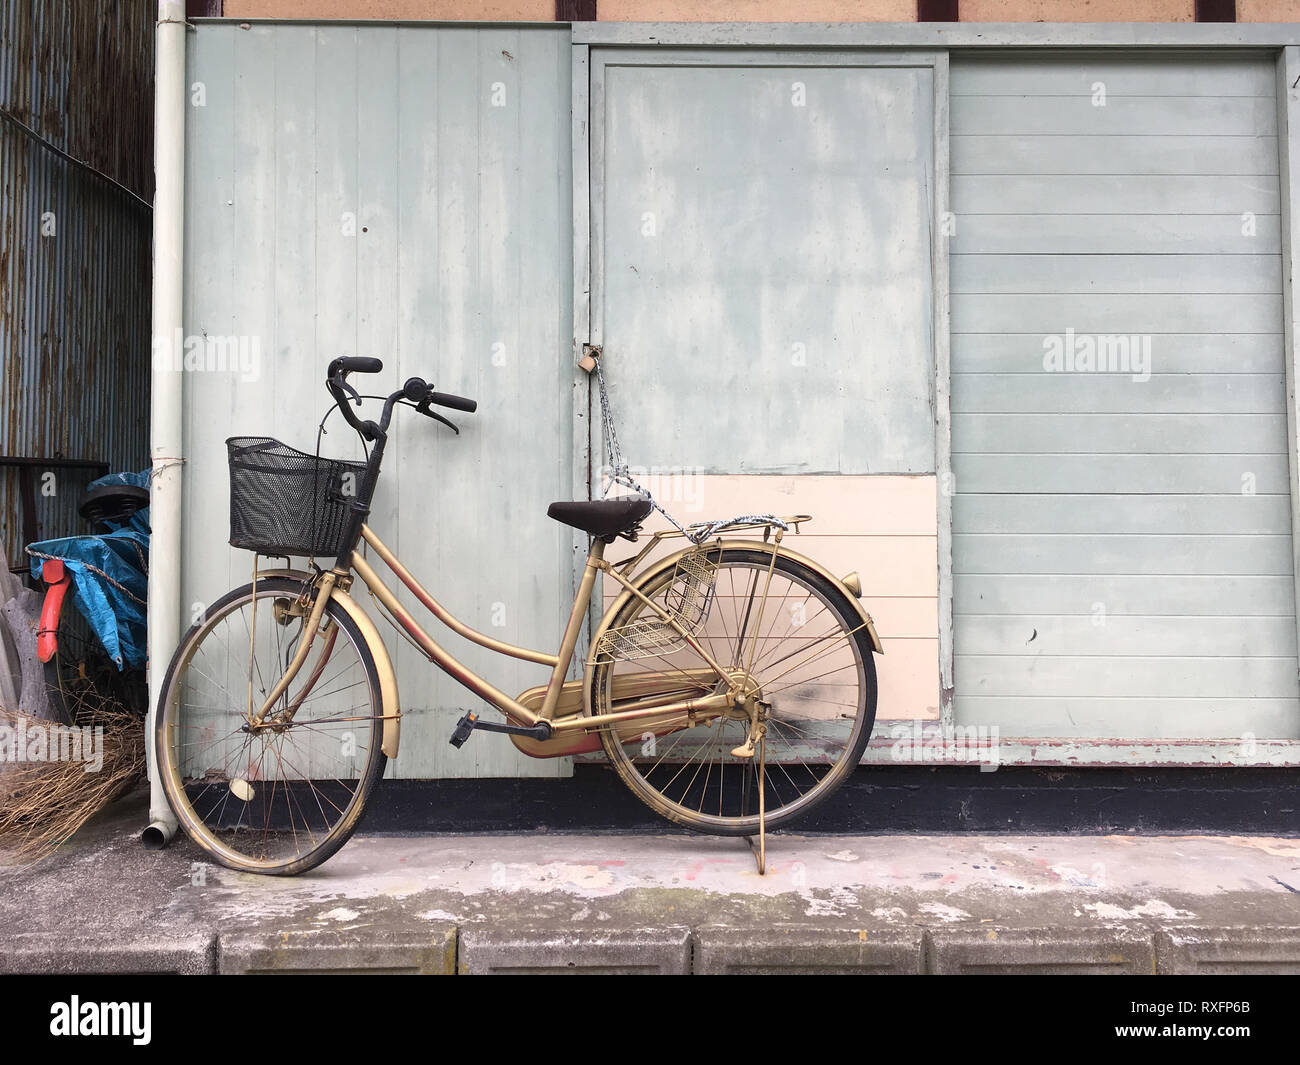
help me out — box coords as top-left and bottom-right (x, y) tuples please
(584, 538), (882, 714)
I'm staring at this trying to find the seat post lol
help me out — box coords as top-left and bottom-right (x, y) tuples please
(539, 536), (606, 720)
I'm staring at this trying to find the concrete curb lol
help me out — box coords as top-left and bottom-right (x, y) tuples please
(1155, 926), (1300, 975)
(219, 926), (457, 974)
(457, 926), (692, 974)
(0, 933), (217, 975)
(927, 926), (1156, 975)
(7, 924), (1300, 973)
(694, 925), (925, 974)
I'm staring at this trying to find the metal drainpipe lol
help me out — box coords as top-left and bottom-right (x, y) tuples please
(142, 0), (187, 850)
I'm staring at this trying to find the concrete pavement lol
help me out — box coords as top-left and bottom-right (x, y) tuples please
(2, 786), (1299, 973)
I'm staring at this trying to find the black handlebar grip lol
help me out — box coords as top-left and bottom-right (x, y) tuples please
(336, 356), (383, 374)
(429, 391), (477, 413)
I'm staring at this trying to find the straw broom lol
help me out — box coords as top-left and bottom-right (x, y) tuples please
(0, 682), (145, 861)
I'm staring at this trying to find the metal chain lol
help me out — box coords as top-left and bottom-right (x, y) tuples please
(590, 356), (788, 544)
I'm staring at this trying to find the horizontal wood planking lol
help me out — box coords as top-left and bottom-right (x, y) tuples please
(955, 614), (1299, 658)
(951, 374), (1286, 415)
(952, 135), (1279, 176)
(950, 56), (1277, 98)
(953, 414), (1289, 454)
(952, 254), (1280, 294)
(951, 96), (1277, 137)
(950, 54), (1298, 743)
(952, 454), (1289, 494)
(955, 574), (1297, 617)
(951, 334), (1282, 373)
(954, 697), (1300, 740)
(951, 214), (1281, 255)
(956, 655), (1298, 699)
(953, 534), (1294, 575)
(955, 493), (1292, 534)
(952, 294), (1283, 333)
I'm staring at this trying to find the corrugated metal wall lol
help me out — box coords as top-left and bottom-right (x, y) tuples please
(0, 1), (153, 570)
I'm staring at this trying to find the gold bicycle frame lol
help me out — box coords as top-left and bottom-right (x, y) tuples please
(252, 524), (737, 743)
(250, 515), (882, 755)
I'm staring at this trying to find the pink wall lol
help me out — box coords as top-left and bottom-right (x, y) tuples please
(1239, 0), (1300, 21)
(962, 0), (1194, 20)
(222, 1), (555, 19)
(626, 474), (941, 722)
(598, 1), (916, 19)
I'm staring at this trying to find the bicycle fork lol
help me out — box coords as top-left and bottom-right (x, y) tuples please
(247, 569), (338, 728)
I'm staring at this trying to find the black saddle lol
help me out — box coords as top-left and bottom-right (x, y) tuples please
(547, 496), (653, 539)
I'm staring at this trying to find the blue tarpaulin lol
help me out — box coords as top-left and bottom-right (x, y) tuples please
(27, 470), (150, 670)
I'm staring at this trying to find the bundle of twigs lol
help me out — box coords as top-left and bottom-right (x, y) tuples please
(0, 682), (145, 861)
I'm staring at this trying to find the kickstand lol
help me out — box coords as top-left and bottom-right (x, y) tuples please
(743, 735), (767, 875)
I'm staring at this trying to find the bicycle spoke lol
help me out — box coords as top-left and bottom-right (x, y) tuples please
(162, 581), (383, 871)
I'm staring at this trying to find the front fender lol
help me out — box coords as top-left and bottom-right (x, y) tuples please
(254, 568), (401, 758)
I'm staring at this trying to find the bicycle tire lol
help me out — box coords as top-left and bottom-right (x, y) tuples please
(155, 575), (386, 875)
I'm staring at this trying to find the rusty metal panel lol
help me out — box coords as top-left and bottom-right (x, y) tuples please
(0, 1), (153, 570)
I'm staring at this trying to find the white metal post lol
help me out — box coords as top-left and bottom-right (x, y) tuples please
(143, 0), (187, 847)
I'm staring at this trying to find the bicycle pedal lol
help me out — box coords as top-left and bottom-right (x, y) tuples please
(449, 712), (479, 748)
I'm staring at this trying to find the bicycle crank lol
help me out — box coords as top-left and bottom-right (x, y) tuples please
(450, 711), (552, 749)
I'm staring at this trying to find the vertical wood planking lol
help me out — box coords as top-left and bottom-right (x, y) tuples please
(571, 43), (595, 674)
(181, 25), (238, 627)
(932, 51), (954, 730)
(1278, 46), (1300, 671)
(183, 24), (574, 778)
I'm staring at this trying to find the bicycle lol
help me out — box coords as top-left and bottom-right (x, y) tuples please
(155, 356), (883, 875)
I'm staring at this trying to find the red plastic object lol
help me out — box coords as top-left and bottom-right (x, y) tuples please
(37, 558), (70, 663)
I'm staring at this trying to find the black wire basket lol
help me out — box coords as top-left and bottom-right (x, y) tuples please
(226, 437), (367, 558)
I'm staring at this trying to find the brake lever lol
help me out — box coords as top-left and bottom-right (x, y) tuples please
(417, 400), (460, 434)
(330, 373), (364, 408)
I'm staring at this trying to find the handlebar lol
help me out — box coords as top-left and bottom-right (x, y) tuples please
(402, 376), (477, 413)
(326, 359), (477, 443)
(332, 356), (383, 375)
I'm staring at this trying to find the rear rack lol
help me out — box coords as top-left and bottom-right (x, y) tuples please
(610, 514), (812, 578)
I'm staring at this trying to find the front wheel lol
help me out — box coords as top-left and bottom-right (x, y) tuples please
(591, 546), (877, 835)
(155, 576), (386, 875)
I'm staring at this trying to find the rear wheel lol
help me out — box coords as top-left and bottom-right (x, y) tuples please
(155, 576), (386, 875)
(591, 546), (877, 835)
